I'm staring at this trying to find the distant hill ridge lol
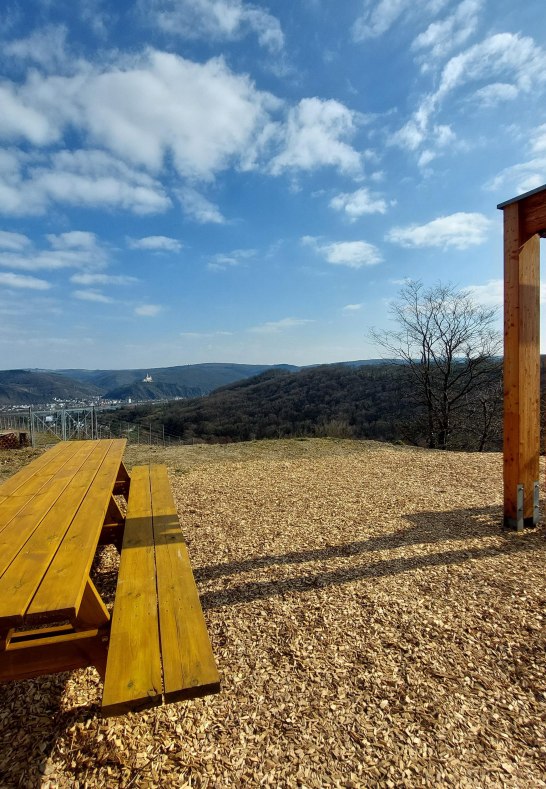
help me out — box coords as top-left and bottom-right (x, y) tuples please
(0, 361), (384, 406)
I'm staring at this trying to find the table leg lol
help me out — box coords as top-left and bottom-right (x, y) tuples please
(74, 578), (110, 629)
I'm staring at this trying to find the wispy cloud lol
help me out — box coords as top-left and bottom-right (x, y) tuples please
(180, 330), (233, 338)
(46, 231), (99, 250)
(0, 271), (51, 290)
(249, 317), (313, 333)
(330, 187), (388, 220)
(135, 304), (163, 316)
(392, 32), (546, 160)
(412, 0), (482, 65)
(353, 0), (445, 41)
(208, 248), (255, 270)
(177, 187), (226, 224)
(0, 149), (170, 216)
(73, 288), (113, 303)
(303, 236), (382, 268)
(386, 212), (491, 249)
(0, 231), (109, 271)
(342, 303), (363, 311)
(144, 0), (284, 52)
(70, 272), (137, 286)
(485, 125), (546, 195)
(465, 278), (546, 307)
(0, 231), (31, 251)
(128, 235), (182, 252)
(4, 24), (72, 73)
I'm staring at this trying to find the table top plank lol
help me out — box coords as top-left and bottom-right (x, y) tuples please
(0, 442), (99, 540)
(0, 441), (117, 628)
(0, 441), (81, 497)
(149, 465), (220, 699)
(28, 440), (127, 622)
(102, 466), (163, 714)
(0, 441), (103, 568)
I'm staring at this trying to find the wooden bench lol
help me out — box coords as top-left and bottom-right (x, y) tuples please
(102, 464), (220, 715)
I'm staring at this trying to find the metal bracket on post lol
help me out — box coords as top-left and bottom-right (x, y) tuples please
(516, 484), (524, 532)
(533, 481), (540, 526)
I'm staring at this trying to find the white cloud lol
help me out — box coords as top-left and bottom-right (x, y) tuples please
(73, 289), (113, 303)
(303, 236), (382, 268)
(0, 231), (109, 272)
(81, 52), (278, 180)
(387, 212), (491, 249)
(177, 187), (226, 224)
(353, 0), (448, 41)
(531, 124), (546, 154)
(135, 304), (163, 316)
(392, 33), (546, 156)
(330, 187), (388, 220)
(0, 231), (31, 251)
(250, 317), (313, 333)
(486, 159), (546, 196)
(180, 330), (233, 338)
(0, 149), (170, 216)
(146, 0), (284, 52)
(0, 50), (279, 183)
(70, 272), (137, 286)
(464, 278), (546, 307)
(0, 272), (51, 290)
(463, 279), (503, 307)
(473, 82), (519, 106)
(485, 127), (546, 195)
(412, 0), (482, 63)
(436, 33), (546, 101)
(128, 235), (182, 252)
(46, 231), (99, 250)
(208, 248), (255, 270)
(4, 25), (72, 72)
(269, 98), (362, 176)
(342, 303), (363, 311)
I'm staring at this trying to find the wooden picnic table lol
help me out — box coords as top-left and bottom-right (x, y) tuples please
(0, 439), (220, 714)
(0, 439), (130, 682)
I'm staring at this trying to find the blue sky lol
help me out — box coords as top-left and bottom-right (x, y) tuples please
(1, 0), (545, 369)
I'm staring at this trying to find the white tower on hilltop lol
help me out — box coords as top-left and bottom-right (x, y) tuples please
(143, 373), (153, 383)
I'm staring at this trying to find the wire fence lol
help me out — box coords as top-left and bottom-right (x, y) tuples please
(0, 410), (188, 448)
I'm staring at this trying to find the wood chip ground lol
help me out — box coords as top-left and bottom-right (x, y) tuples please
(0, 439), (544, 788)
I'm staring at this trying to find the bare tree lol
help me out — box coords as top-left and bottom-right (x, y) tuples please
(371, 280), (502, 450)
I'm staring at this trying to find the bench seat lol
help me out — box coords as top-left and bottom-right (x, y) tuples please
(102, 464), (220, 716)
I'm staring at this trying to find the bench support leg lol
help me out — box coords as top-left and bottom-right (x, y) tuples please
(114, 462), (131, 496)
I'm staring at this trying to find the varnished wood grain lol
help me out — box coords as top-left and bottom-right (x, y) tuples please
(102, 466), (163, 716)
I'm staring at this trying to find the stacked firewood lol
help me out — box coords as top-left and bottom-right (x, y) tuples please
(0, 431), (30, 449)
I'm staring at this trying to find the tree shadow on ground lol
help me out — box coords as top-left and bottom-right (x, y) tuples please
(197, 504), (545, 610)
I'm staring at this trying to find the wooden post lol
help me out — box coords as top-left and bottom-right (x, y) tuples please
(499, 185), (546, 529)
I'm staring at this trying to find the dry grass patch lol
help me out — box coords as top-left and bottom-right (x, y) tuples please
(0, 439), (544, 787)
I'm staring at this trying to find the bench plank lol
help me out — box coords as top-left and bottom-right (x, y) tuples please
(102, 466), (163, 716)
(150, 465), (220, 701)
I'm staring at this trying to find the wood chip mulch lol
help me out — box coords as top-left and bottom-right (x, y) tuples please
(0, 438), (544, 788)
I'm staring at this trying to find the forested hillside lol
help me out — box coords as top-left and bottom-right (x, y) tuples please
(106, 362), (506, 451)
(0, 370), (99, 405)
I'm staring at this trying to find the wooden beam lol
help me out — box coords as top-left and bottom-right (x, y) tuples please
(0, 626), (107, 682)
(521, 190), (546, 239)
(502, 202), (541, 528)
